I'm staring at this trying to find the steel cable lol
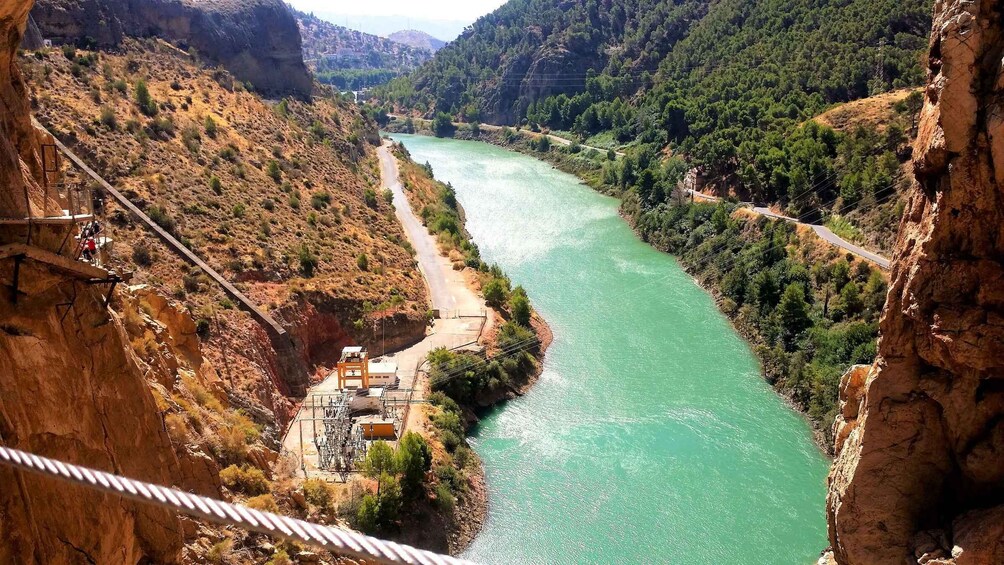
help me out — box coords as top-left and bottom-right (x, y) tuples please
(0, 446), (476, 565)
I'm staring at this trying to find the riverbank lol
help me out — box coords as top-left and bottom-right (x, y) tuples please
(391, 133), (829, 564)
(382, 124), (871, 455)
(378, 140), (552, 553)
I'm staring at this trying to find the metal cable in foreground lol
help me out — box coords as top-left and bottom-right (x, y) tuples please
(0, 446), (475, 565)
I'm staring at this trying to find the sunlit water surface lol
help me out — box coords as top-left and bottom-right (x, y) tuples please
(392, 134), (829, 565)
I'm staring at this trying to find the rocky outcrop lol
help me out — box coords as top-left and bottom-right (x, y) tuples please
(279, 293), (428, 371)
(826, 2), (1004, 564)
(0, 0), (59, 223)
(28, 0), (312, 97)
(0, 272), (185, 564)
(1, 4), (215, 562)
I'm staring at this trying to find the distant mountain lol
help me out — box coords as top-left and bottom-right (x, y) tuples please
(388, 30), (447, 53)
(293, 9), (431, 90)
(310, 12), (469, 42)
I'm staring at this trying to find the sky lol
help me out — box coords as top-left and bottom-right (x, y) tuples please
(287, 0), (508, 23)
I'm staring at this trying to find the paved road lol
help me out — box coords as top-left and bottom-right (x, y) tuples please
(378, 143), (456, 311)
(281, 144), (492, 478)
(688, 190), (892, 269)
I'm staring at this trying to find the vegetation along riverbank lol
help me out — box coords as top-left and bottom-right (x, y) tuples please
(383, 118), (894, 454)
(385, 141), (553, 551)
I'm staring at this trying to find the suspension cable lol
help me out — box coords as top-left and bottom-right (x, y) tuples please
(0, 446), (475, 565)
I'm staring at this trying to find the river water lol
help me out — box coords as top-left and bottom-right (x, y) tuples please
(391, 134), (830, 565)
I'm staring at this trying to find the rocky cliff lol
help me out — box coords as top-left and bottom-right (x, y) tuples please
(29, 0), (312, 97)
(1, 1), (188, 562)
(826, 1), (1004, 564)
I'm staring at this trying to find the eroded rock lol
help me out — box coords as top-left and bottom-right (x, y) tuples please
(28, 0), (313, 97)
(826, 1), (1004, 563)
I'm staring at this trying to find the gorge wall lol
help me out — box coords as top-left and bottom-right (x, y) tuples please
(826, 1), (1004, 564)
(28, 0), (313, 97)
(1, 1), (191, 562)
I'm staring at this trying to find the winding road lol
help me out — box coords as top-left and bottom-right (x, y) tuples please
(281, 142), (492, 478)
(378, 142), (457, 311)
(689, 190), (891, 269)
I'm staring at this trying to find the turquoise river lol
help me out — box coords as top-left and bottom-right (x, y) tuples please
(392, 134), (830, 565)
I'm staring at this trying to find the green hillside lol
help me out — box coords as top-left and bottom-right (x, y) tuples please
(381, 0), (932, 221)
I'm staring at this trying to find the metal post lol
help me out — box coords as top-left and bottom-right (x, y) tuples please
(11, 255), (23, 305)
(299, 419), (306, 478)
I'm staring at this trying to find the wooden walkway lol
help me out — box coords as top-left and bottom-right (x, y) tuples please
(0, 243), (112, 280)
(33, 120), (289, 340)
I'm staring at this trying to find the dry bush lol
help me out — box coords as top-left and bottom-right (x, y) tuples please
(181, 374), (223, 413)
(164, 413), (189, 445)
(214, 423), (249, 465)
(245, 494), (278, 513)
(302, 478), (335, 512)
(207, 537), (233, 564)
(225, 410), (260, 444)
(219, 464), (270, 495)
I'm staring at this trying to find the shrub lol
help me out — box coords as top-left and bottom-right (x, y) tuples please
(204, 115), (218, 138)
(164, 413), (189, 445)
(61, 43), (76, 60)
(302, 478), (334, 511)
(510, 286), (531, 326)
(267, 160), (282, 183)
(382, 188), (394, 204)
(453, 446), (474, 470)
(195, 318), (211, 336)
(232, 203), (246, 218)
(483, 277), (510, 308)
(209, 176), (223, 195)
(132, 244), (152, 266)
(134, 79), (158, 117)
(215, 424), (249, 465)
(148, 117), (174, 137)
(245, 494), (278, 513)
(261, 198), (275, 211)
(434, 482), (456, 511)
(356, 494), (379, 533)
(310, 191), (331, 210)
(364, 188), (378, 208)
(219, 145), (238, 161)
(181, 124), (201, 154)
(356, 253), (368, 271)
(207, 538), (232, 564)
(99, 106), (117, 130)
(298, 245), (318, 277)
(266, 550), (291, 565)
(220, 464), (270, 495)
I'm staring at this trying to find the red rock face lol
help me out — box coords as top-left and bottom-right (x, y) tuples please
(826, 2), (1004, 564)
(0, 3), (202, 562)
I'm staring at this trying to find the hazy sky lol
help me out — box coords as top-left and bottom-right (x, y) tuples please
(287, 0), (508, 22)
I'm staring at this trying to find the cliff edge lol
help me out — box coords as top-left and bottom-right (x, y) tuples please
(28, 0), (313, 97)
(1, 1), (189, 562)
(826, 2), (1004, 564)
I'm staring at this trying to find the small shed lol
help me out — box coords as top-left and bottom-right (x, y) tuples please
(368, 359), (398, 388)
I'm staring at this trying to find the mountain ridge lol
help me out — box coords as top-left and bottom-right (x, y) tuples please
(388, 29), (447, 53)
